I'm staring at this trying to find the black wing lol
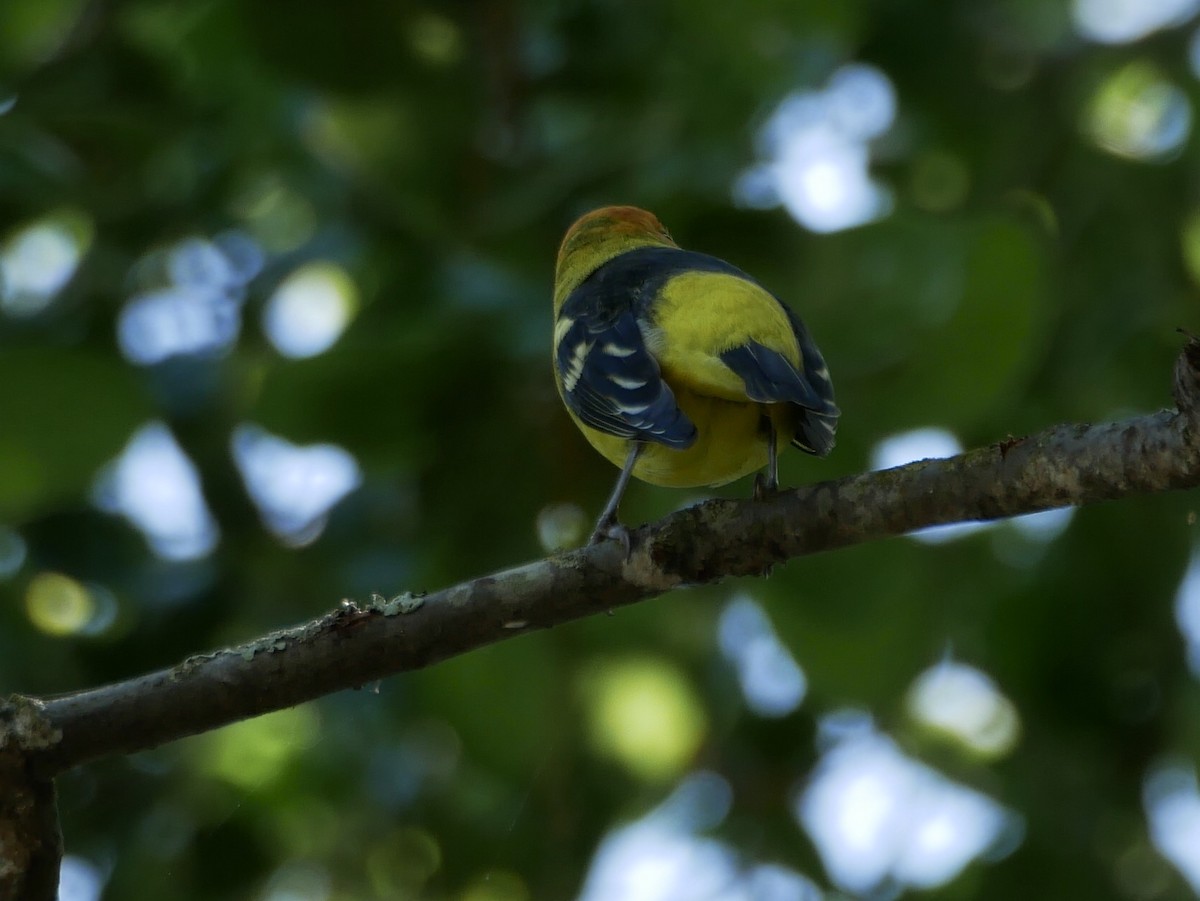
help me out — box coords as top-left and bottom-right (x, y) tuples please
(555, 298), (696, 449)
(719, 306), (839, 457)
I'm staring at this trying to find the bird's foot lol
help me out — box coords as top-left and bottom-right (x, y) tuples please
(589, 516), (632, 560)
(753, 473), (779, 501)
(753, 474), (779, 576)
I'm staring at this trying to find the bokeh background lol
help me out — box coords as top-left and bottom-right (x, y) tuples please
(5, 0), (1200, 899)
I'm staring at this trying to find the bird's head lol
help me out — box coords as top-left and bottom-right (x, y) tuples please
(553, 206), (677, 310)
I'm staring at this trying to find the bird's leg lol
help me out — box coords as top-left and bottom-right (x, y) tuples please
(753, 420), (782, 577)
(590, 441), (644, 553)
(754, 418), (779, 500)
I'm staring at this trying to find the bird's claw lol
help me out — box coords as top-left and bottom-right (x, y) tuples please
(753, 473), (779, 501)
(589, 518), (632, 560)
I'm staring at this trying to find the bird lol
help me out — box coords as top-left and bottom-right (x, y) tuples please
(552, 205), (839, 547)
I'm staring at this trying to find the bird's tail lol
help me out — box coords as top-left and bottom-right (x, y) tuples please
(786, 306), (838, 457)
(792, 406), (838, 457)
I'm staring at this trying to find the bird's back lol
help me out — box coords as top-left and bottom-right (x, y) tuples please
(553, 211), (838, 489)
(567, 245), (836, 445)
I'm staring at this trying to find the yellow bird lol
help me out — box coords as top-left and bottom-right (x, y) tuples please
(553, 205), (839, 544)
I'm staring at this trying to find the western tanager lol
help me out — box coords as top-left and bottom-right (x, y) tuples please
(553, 206), (838, 544)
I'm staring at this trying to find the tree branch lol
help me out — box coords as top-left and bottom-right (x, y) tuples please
(12, 342), (1200, 783)
(0, 699), (63, 901)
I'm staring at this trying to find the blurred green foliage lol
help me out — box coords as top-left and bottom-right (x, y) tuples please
(3, 1), (1200, 899)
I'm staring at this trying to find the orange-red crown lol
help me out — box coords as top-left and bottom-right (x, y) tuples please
(556, 205), (674, 269)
